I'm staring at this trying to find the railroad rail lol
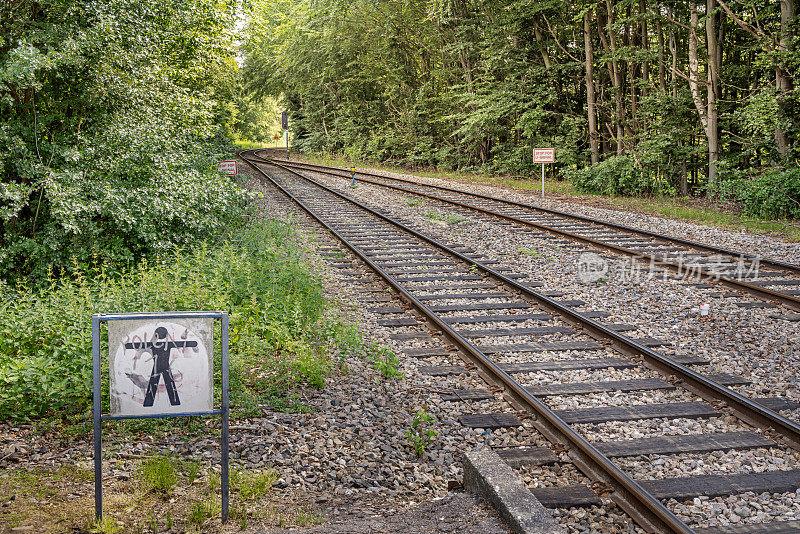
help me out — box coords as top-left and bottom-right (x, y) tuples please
(255, 152), (800, 313)
(240, 150), (800, 534)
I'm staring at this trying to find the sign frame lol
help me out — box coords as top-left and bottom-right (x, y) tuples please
(217, 160), (238, 176)
(92, 311), (230, 523)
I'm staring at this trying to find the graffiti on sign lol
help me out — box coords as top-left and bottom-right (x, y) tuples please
(108, 319), (213, 416)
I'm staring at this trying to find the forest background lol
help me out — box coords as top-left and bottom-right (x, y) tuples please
(245, 0), (800, 221)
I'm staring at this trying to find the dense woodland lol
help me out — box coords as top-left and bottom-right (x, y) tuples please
(244, 0), (800, 218)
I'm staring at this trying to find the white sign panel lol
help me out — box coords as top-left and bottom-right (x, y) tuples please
(108, 319), (213, 417)
(217, 160), (238, 175)
(533, 148), (555, 163)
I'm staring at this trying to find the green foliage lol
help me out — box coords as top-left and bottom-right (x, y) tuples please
(568, 155), (675, 197)
(712, 164), (800, 220)
(0, 219), (348, 421)
(0, 0), (245, 283)
(140, 457), (178, 493)
(406, 408), (436, 456)
(365, 343), (403, 380)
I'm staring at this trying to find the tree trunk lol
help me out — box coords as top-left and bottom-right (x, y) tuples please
(658, 22), (667, 93)
(776, 0), (794, 157)
(584, 11), (599, 165)
(640, 0), (649, 99)
(705, 0), (720, 185)
(669, 14), (678, 99)
(688, 0), (719, 186)
(600, 0), (625, 155)
(534, 20), (552, 69)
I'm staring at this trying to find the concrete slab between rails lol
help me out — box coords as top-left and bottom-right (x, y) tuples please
(463, 449), (565, 534)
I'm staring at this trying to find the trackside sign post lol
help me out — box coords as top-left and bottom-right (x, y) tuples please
(217, 160), (238, 175)
(533, 148), (555, 198)
(92, 311), (230, 523)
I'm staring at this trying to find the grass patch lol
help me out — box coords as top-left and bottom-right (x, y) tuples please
(231, 468), (280, 500)
(405, 197), (423, 206)
(140, 456), (178, 493)
(188, 498), (219, 529)
(295, 508), (324, 526)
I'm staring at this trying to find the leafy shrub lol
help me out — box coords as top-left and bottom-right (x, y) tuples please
(567, 154), (678, 197)
(0, 219), (343, 421)
(712, 165), (800, 220)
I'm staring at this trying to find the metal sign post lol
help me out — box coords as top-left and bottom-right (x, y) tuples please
(92, 311), (230, 523)
(533, 148), (555, 198)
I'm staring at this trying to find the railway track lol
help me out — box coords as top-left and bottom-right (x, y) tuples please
(255, 151), (800, 314)
(240, 150), (800, 533)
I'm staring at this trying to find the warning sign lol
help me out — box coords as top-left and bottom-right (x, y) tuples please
(217, 160), (238, 175)
(108, 318), (213, 417)
(533, 148), (555, 163)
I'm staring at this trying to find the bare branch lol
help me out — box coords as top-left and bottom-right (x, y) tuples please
(542, 13), (581, 63)
(716, 0), (777, 48)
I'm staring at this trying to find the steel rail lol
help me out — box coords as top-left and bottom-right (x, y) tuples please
(239, 150), (695, 534)
(263, 155), (800, 275)
(260, 156), (800, 312)
(244, 151), (800, 451)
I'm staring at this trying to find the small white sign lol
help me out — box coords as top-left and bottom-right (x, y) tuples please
(533, 148), (555, 163)
(108, 319), (213, 417)
(217, 160), (238, 175)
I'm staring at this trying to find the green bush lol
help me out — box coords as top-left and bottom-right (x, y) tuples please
(712, 165), (800, 220)
(567, 154), (678, 197)
(0, 219), (342, 421)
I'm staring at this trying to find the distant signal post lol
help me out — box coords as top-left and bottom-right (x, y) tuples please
(533, 148), (555, 198)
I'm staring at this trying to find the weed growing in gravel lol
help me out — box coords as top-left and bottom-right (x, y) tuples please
(183, 460), (202, 483)
(231, 468), (280, 500)
(141, 456), (178, 493)
(518, 247), (542, 258)
(365, 343), (403, 380)
(295, 508), (324, 526)
(229, 503), (248, 529)
(406, 408), (437, 456)
(406, 197), (423, 206)
(425, 211), (444, 221)
(89, 516), (120, 534)
(188, 499), (219, 529)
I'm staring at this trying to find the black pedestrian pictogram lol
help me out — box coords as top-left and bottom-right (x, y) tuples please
(125, 326), (197, 407)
